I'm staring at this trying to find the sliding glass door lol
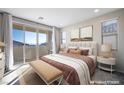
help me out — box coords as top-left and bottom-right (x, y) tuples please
(25, 31), (37, 62)
(38, 31), (48, 58)
(13, 23), (51, 65)
(13, 29), (24, 65)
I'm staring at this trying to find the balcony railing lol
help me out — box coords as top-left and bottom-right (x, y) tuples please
(13, 45), (49, 65)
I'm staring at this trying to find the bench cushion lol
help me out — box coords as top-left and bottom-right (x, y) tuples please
(29, 60), (63, 83)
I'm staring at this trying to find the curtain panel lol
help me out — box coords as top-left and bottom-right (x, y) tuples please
(1, 13), (13, 71)
(52, 27), (61, 54)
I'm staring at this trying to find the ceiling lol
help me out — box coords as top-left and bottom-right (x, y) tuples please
(0, 8), (120, 28)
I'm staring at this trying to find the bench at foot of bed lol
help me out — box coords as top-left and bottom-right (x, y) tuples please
(29, 60), (63, 85)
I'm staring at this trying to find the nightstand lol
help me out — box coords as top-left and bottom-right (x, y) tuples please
(97, 56), (116, 74)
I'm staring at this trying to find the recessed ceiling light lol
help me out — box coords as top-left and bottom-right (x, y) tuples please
(59, 24), (63, 26)
(38, 17), (44, 20)
(94, 9), (100, 13)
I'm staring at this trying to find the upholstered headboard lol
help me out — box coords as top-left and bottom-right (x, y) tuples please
(67, 42), (97, 56)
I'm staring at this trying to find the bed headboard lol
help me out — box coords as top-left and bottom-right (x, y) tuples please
(67, 42), (97, 56)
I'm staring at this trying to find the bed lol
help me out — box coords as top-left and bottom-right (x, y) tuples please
(40, 42), (97, 85)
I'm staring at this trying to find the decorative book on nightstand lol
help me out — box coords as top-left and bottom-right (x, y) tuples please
(97, 56), (116, 74)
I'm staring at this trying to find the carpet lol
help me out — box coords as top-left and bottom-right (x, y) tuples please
(14, 67), (46, 85)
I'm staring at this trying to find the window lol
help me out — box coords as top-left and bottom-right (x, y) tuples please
(25, 31), (37, 46)
(13, 28), (24, 65)
(25, 30), (37, 62)
(61, 31), (66, 44)
(13, 29), (24, 44)
(38, 32), (48, 57)
(101, 19), (118, 50)
(13, 23), (50, 65)
(102, 19), (118, 35)
(39, 33), (47, 46)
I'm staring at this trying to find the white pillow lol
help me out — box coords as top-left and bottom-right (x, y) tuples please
(79, 47), (93, 55)
(68, 46), (78, 49)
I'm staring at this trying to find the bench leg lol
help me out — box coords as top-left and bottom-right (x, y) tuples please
(58, 76), (63, 85)
(47, 76), (63, 85)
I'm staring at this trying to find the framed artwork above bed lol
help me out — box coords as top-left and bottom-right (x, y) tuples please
(70, 26), (93, 42)
(70, 29), (80, 41)
(79, 26), (93, 41)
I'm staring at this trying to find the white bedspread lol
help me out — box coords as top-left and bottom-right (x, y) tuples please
(44, 54), (90, 84)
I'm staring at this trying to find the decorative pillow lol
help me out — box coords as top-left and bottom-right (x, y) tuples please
(79, 47), (92, 55)
(59, 48), (68, 53)
(68, 49), (81, 55)
(80, 49), (89, 56)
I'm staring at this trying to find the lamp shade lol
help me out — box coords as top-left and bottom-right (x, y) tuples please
(101, 44), (112, 52)
(0, 42), (5, 47)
